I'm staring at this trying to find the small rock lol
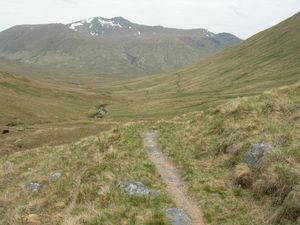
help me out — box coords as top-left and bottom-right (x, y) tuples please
(118, 181), (158, 196)
(24, 182), (41, 192)
(244, 143), (273, 168)
(95, 105), (107, 118)
(165, 208), (192, 225)
(49, 172), (62, 182)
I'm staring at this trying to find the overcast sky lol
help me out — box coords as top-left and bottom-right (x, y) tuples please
(0, 0), (299, 39)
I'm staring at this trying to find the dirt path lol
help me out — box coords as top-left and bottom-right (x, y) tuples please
(143, 131), (204, 225)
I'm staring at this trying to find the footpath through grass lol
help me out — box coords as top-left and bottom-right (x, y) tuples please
(0, 123), (173, 225)
(156, 84), (300, 225)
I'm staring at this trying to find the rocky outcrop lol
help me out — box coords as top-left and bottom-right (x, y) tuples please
(49, 172), (62, 182)
(165, 208), (192, 225)
(244, 143), (273, 168)
(118, 181), (158, 196)
(24, 182), (41, 192)
(94, 105), (107, 118)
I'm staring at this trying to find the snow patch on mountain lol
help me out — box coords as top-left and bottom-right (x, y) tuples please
(97, 18), (122, 28)
(69, 17), (123, 32)
(69, 22), (84, 30)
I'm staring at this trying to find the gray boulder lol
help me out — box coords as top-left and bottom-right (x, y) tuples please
(95, 105), (107, 118)
(244, 143), (273, 168)
(118, 181), (158, 196)
(49, 172), (62, 182)
(24, 182), (41, 192)
(165, 208), (192, 225)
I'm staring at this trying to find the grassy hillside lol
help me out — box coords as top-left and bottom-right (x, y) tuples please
(0, 124), (173, 225)
(0, 13), (299, 225)
(0, 71), (124, 162)
(1, 83), (298, 225)
(101, 12), (300, 118)
(0, 72), (98, 125)
(157, 84), (300, 224)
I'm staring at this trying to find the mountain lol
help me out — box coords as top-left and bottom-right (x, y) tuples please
(67, 16), (216, 38)
(1, 13), (300, 225)
(102, 12), (300, 117)
(0, 17), (241, 80)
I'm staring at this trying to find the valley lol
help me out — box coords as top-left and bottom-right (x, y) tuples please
(0, 10), (299, 225)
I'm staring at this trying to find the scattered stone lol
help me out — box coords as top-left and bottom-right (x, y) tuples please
(118, 181), (158, 196)
(49, 172), (62, 182)
(95, 105), (107, 118)
(165, 208), (192, 225)
(233, 163), (253, 188)
(244, 143), (273, 168)
(2, 127), (9, 134)
(24, 182), (41, 192)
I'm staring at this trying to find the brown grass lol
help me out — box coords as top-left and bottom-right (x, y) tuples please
(233, 164), (253, 189)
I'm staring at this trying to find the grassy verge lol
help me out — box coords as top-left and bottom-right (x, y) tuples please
(0, 123), (173, 225)
(157, 84), (300, 225)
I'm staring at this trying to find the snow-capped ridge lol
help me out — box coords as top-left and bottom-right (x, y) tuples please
(68, 17), (127, 31)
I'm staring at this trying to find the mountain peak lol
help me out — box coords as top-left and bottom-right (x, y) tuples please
(67, 16), (218, 38)
(68, 16), (137, 37)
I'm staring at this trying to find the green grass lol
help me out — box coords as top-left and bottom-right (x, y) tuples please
(0, 11), (299, 225)
(0, 73), (100, 125)
(0, 123), (173, 225)
(95, 12), (300, 118)
(155, 84), (300, 224)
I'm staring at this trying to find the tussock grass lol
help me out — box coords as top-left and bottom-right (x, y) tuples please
(0, 123), (172, 225)
(157, 84), (300, 224)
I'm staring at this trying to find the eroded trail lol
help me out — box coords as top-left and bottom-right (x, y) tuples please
(143, 131), (204, 225)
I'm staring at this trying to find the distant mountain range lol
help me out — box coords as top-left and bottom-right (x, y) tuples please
(0, 17), (241, 80)
(67, 17), (216, 38)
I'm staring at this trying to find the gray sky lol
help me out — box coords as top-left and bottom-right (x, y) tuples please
(0, 0), (299, 39)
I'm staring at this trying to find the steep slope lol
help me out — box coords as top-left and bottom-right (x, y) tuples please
(0, 17), (241, 80)
(103, 12), (300, 117)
